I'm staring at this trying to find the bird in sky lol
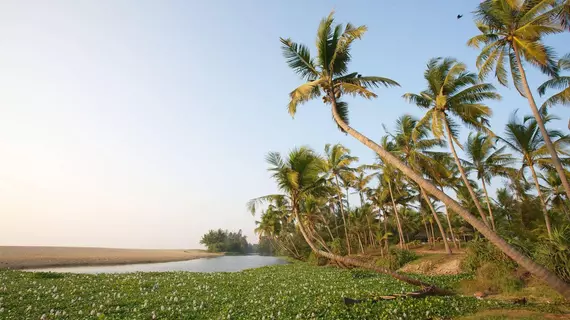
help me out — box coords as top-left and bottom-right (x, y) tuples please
(457, 14), (463, 19)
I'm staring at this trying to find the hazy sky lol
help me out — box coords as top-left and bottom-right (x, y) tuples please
(1, 1), (568, 249)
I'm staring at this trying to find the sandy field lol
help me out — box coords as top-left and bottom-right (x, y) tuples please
(0, 246), (222, 269)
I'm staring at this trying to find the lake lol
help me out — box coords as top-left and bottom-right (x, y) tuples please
(29, 255), (287, 274)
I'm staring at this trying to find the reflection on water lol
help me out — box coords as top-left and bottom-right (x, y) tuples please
(30, 255), (287, 274)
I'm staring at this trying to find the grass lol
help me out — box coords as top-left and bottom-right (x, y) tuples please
(0, 263), (565, 319)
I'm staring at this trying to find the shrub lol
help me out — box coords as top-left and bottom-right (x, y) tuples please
(461, 239), (517, 273)
(375, 248), (418, 270)
(307, 252), (328, 266)
(533, 226), (570, 283)
(461, 262), (523, 294)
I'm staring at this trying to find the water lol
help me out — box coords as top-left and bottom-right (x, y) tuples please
(29, 255), (287, 274)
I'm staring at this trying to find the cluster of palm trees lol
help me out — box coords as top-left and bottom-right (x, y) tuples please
(251, 1), (570, 296)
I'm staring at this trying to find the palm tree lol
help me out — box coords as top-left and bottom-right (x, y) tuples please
(468, 0), (570, 202)
(389, 115), (452, 254)
(249, 147), (445, 291)
(539, 53), (570, 109)
(540, 168), (570, 221)
(425, 152), (461, 248)
(404, 57), (500, 228)
(353, 168), (374, 205)
(500, 111), (570, 238)
(464, 132), (516, 230)
(281, 12), (570, 295)
(323, 143), (358, 254)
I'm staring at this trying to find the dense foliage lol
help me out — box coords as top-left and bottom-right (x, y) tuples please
(0, 265), (509, 320)
(249, 0), (570, 295)
(199, 229), (251, 254)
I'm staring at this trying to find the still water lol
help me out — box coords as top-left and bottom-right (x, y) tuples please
(30, 255), (287, 274)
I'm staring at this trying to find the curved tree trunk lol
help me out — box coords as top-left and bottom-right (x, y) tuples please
(529, 164), (554, 239)
(513, 46), (570, 204)
(421, 188), (452, 254)
(291, 204), (452, 294)
(329, 97), (570, 297)
(335, 174), (352, 254)
(388, 179), (406, 249)
(481, 179), (496, 231)
(444, 120), (490, 228)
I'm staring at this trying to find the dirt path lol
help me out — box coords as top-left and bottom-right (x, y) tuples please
(0, 246), (222, 269)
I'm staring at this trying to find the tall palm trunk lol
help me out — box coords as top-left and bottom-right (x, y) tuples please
(529, 164), (554, 239)
(329, 97), (570, 296)
(291, 203), (450, 293)
(480, 179), (496, 231)
(444, 120), (490, 227)
(421, 210), (432, 247)
(388, 179), (406, 249)
(513, 46), (570, 203)
(439, 185), (458, 248)
(421, 188), (452, 254)
(429, 220), (436, 245)
(334, 174), (352, 254)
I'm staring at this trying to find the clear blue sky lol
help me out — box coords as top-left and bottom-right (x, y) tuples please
(0, 1), (568, 249)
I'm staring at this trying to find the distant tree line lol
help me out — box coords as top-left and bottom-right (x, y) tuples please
(199, 229), (254, 254)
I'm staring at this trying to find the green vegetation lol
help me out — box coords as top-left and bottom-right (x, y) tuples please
(248, 0), (570, 297)
(199, 229), (252, 254)
(0, 264), (536, 320)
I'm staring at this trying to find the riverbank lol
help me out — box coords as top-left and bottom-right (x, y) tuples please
(1, 263), (568, 319)
(0, 246), (221, 270)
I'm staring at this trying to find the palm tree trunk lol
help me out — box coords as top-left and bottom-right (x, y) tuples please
(421, 188), (452, 254)
(335, 174), (352, 254)
(357, 233), (365, 254)
(359, 192), (365, 206)
(291, 203), (451, 294)
(422, 211), (432, 247)
(444, 120), (490, 227)
(429, 220), (436, 246)
(438, 185), (458, 248)
(329, 97), (570, 296)
(481, 179), (496, 231)
(346, 186), (350, 209)
(513, 46), (570, 203)
(529, 164), (554, 239)
(388, 179), (406, 249)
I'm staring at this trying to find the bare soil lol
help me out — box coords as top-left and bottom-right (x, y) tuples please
(0, 246), (222, 269)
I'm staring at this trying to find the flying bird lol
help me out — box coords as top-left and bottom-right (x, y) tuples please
(457, 14), (463, 19)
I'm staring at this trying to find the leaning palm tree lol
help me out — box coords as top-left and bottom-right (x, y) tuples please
(323, 143), (358, 254)
(467, 0), (570, 201)
(281, 12), (570, 295)
(464, 132), (516, 230)
(249, 147), (445, 291)
(500, 111), (570, 238)
(404, 57), (500, 228)
(539, 53), (570, 109)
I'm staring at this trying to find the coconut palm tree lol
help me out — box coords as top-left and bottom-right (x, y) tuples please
(323, 143), (358, 254)
(539, 53), (570, 109)
(404, 57), (500, 228)
(500, 111), (570, 238)
(540, 168), (570, 221)
(464, 132), (516, 230)
(353, 168), (375, 205)
(249, 147), (445, 291)
(281, 12), (570, 295)
(389, 115), (452, 254)
(468, 0), (570, 201)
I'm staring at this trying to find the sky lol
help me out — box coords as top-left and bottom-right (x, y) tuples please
(0, 1), (568, 249)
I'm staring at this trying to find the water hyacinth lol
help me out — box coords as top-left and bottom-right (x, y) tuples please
(0, 264), (498, 319)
